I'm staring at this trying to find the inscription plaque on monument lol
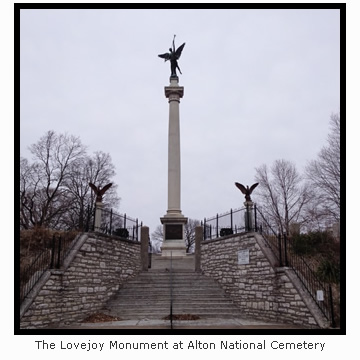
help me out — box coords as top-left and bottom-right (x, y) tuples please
(238, 249), (250, 265)
(165, 224), (183, 240)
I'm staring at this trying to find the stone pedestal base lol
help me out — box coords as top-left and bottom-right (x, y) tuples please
(160, 214), (188, 257)
(244, 200), (254, 231)
(94, 202), (103, 232)
(161, 240), (187, 257)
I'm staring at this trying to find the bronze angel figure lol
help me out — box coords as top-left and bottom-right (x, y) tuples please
(89, 182), (112, 202)
(158, 35), (185, 77)
(235, 182), (259, 202)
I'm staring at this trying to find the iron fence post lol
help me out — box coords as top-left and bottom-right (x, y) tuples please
(50, 235), (56, 268)
(148, 236), (152, 268)
(230, 208), (233, 233)
(136, 218), (139, 241)
(56, 236), (62, 269)
(139, 219), (141, 241)
(93, 203), (96, 231)
(109, 208), (113, 235)
(278, 233), (283, 266)
(329, 284), (336, 328)
(284, 233), (289, 266)
(203, 218), (206, 240)
(216, 214), (219, 238)
(254, 204), (257, 232)
(170, 252), (173, 329)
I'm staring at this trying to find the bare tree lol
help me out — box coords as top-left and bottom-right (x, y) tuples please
(20, 158), (44, 229)
(255, 159), (310, 235)
(150, 225), (164, 253)
(20, 131), (120, 231)
(20, 131), (86, 228)
(306, 113), (340, 226)
(63, 151), (120, 230)
(184, 218), (201, 253)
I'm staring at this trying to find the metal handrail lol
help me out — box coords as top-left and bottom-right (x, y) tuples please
(284, 234), (336, 326)
(256, 207), (335, 326)
(20, 248), (51, 304)
(170, 252), (173, 329)
(203, 204), (336, 327)
(20, 234), (78, 305)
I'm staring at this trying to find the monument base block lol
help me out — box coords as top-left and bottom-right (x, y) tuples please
(161, 240), (187, 257)
(160, 214), (188, 257)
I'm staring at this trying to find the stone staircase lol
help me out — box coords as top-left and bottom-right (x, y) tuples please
(101, 254), (243, 320)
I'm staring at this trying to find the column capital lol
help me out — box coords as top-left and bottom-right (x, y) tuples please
(165, 85), (184, 100)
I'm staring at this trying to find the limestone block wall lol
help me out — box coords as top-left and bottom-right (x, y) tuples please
(20, 233), (141, 329)
(201, 232), (321, 328)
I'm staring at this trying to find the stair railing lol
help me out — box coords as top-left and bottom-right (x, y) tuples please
(170, 251), (173, 329)
(256, 206), (336, 326)
(20, 234), (77, 305)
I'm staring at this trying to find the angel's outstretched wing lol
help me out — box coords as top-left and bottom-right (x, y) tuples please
(235, 182), (247, 194)
(174, 43), (185, 59)
(99, 183), (112, 195)
(249, 183), (259, 193)
(158, 52), (171, 61)
(89, 182), (98, 193)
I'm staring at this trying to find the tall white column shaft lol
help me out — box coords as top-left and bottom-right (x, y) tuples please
(165, 79), (184, 215)
(160, 78), (187, 257)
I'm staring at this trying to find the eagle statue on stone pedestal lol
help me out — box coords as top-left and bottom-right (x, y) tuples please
(89, 182), (112, 202)
(235, 182), (259, 202)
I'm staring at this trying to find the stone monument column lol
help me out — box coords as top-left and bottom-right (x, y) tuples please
(160, 76), (187, 257)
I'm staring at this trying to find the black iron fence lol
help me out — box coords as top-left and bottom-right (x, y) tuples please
(284, 234), (335, 326)
(94, 207), (142, 242)
(202, 204), (336, 327)
(148, 237), (152, 269)
(203, 204), (257, 240)
(255, 206), (336, 327)
(20, 234), (77, 305)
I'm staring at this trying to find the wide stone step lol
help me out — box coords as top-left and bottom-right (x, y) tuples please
(117, 291), (223, 296)
(108, 292), (229, 298)
(120, 275), (221, 283)
(122, 273), (213, 279)
(120, 282), (222, 288)
(104, 308), (241, 320)
(101, 268), (242, 320)
(109, 296), (230, 303)
(106, 307), (238, 315)
(107, 297), (234, 305)
(114, 286), (227, 293)
(104, 306), (240, 313)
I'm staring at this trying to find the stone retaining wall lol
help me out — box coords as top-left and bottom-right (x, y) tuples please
(201, 232), (324, 328)
(20, 232), (141, 329)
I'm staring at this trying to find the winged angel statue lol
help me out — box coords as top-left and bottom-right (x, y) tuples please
(235, 182), (259, 202)
(158, 35), (186, 78)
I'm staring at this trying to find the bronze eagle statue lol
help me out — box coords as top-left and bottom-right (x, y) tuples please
(89, 182), (112, 202)
(158, 35), (185, 77)
(235, 182), (259, 202)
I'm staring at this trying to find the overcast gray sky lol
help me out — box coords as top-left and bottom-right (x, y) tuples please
(20, 7), (340, 236)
